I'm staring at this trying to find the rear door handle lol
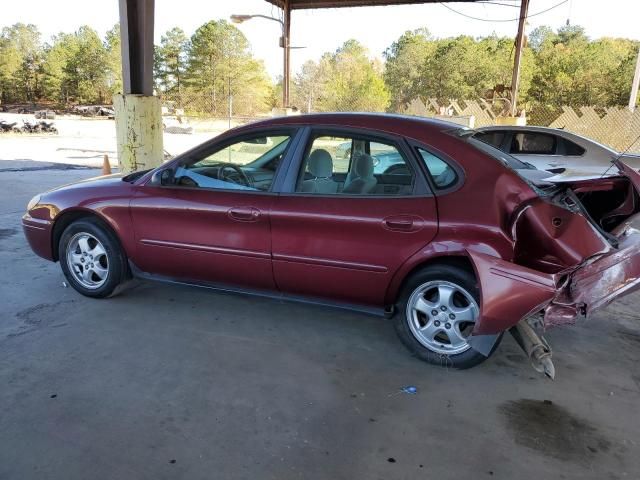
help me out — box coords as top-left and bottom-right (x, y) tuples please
(382, 215), (424, 233)
(228, 207), (261, 222)
(385, 219), (414, 231)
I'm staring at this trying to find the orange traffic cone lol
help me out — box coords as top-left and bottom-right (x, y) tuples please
(102, 154), (112, 175)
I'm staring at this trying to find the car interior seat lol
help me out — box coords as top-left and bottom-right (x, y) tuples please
(512, 134), (523, 153)
(342, 153), (377, 194)
(300, 149), (339, 194)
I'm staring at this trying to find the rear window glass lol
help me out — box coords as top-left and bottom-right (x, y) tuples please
(474, 131), (506, 149)
(465, 136), (534, 170)
(511, 132), (556, 154)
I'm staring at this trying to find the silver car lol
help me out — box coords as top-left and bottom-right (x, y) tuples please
(471, 126), (640, 175)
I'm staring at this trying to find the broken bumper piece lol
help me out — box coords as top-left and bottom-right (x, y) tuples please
(546, 227), (640, 325)
(467, 230), (640, 355)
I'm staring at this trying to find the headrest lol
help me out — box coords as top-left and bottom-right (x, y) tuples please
(353, 153), (375, 178)
(308, 149), (333, 178)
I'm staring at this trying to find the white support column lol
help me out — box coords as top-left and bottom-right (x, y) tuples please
(115, 0), (163, 173)
(113, 94), (163, 173)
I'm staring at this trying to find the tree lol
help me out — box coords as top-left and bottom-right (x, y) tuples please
(41, 33), (77, 102)
(155, 27), (188, 104)
(292, 60), (327, 112)
(529, 25), (637, 107)
(416, 35), (534, 104)
(313, 39), (390, 112)
(104, 24), (122, 97)
(528, 26), (555, 52)
(73, 26), (109, 102)
(383, 28), (434, 112)
(40, 26), (108, 104)
(0, 23), (42, 103)
(185, 20), (272, 115)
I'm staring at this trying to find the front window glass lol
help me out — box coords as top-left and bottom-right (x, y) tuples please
(174, 134), (291, 191)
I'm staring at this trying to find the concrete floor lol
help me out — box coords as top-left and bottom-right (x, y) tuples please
(0, 113), (218, 168)
(1, 164), (639, 480)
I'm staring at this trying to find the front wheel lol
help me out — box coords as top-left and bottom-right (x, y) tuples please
(393, 264), (499, 369)
(58, 218), (128, 298)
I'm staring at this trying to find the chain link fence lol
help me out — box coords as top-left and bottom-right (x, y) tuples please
(159, 90), (640, 155)
(403, 98), (640, 154)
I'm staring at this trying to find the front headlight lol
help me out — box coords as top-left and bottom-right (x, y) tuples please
(27, 194), (41, 210)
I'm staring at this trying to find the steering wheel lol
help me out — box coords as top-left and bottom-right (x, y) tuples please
(216, 163), (252, 187)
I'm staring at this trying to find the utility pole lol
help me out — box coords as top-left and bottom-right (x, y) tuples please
(228, 76), (233, 129)
(282, 0), (291, 108)
(231, 7), (291, 110)
(510, 0), (530, 117)
(629, 46), (640, 112)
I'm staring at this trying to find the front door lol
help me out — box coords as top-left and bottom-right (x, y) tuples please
(270, 128), (440, 307)
(130, 130), (297, 291)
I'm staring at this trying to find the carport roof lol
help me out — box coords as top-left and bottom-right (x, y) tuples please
(266, 0), (482, 9)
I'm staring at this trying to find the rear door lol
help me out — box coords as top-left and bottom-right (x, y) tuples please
(270, 127), (440, 308)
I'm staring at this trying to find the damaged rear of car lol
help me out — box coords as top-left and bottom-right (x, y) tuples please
(465, 136), (640, 378)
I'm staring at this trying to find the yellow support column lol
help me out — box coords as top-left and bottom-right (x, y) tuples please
(113, 94), (163, 174)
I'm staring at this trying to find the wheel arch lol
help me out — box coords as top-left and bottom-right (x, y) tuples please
(386, 253), (476, 307)
(51, 208), (126, 262)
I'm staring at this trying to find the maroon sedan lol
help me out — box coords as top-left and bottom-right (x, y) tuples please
(23, 114), (640, 376)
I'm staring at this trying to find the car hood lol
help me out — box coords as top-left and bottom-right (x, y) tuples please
(44, 173), (125, 194)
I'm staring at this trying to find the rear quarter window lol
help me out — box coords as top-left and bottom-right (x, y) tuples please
(417, 149), (458, 189)
(562, 139), (586, 156)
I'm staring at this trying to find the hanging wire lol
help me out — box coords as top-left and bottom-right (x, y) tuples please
(600, 131), (640, 178)
(476, 1), (522, 7)
(440, 0), (569, 23)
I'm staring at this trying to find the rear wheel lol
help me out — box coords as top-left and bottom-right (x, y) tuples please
(394, 264), (499, 369)
(58, 218), (128, 298)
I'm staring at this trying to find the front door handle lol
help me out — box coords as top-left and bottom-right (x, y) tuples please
(228, 207), (261, 222)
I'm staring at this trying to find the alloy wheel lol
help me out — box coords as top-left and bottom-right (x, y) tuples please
(66, 232), (109, 289)
(406, 280), (479, 355)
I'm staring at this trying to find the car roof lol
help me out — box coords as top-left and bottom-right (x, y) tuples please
(232, 112), (464, 138)
(475, 125), (569, 134)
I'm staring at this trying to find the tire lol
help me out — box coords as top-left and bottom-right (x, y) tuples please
(58, 218), (128, 298)
(393, 264), (500, 369)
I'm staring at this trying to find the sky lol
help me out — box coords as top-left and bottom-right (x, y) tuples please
(2, 0), (640, 78)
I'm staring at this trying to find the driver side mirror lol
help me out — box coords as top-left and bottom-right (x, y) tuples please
(151, 168), (175, 186)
